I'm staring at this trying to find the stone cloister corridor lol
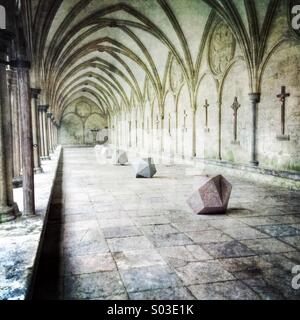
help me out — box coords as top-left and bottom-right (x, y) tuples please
(0, 0), (300, 302)
(32, 148), (300, 300)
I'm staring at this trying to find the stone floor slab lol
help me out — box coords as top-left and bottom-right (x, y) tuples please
(279, 236), (300, 248)
(241, 238), (296, 255)
(120, 265), (182, 293)
(107, 236), (154, 252)
(64, 271), (126, 300)
(171, 221), (212, 232)
(129, 287), (195, 300)
(201, 241), (255, 259)
(102, 226), (142, 239)
(185, 230), (233, 244)
(189, 281), (259, 300)
(113, 249), (166, 270)
(218, 256), (273, 273)
(63, 253), (116, 276)
(146, 233), (194, 248)
(223, 227), (269, 240)
(175, 261), (235, 286)
(141, 224), (179, 235)
(256, 225), (300, 238)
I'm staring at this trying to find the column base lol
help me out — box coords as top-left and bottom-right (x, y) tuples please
(13, 176), (23, 189)
(34, 167), (44, 174)
(0, 203), (21, 223)
(250, 161), (259, 166)
(41, 156), (51, 160)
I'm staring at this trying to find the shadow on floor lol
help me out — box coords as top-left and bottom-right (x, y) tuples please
(32, 161), (63, 300)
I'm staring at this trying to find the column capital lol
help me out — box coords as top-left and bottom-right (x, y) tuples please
(249, 93), (261, 103)
(31, 88), (41, 99)
(47, 112), (53, 119)
(10, 59), (31, 69)
(38, 105), (49, 113)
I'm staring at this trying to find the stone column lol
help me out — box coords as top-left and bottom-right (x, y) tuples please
(52, 120), (56, 149)
(192, 108), (196, 158)
(51, 117), (56, 150)
(8, 70), (22, 186)
(160, 113), (164, 157)
(217, 100), (222, 160)
(0, 30), (19, 222)
(47, 112), (53, 154)
(39, 105), (50, 160)
(11, 58), (35, 216)
(54, 122), (59, 146)
(38, 106), (45, 159)
(249, 93), (260, 166)
(31, 88), (42, 173)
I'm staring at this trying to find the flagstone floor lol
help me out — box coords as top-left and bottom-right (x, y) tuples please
(33, 148), (300, 300)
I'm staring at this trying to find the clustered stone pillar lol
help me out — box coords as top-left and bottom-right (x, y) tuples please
(51, 116), (57, 151)
(11, 59), (35, 216)
(249, 93), (260, 166)
(0, 30), (19, 222)
(31, 88), (43, 173)
(38, 105), (45, 159)
(217, 100), (222, 160)
(53, 121), (58, 149)
(51, 118), (55, 150)
(47, 112), (53, 154)
(38, 105), (50, 160)
(8, 69), (22, 186)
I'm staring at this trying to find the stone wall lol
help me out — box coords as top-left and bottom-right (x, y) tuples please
(59, 100), (108, 145)
(109, 1), (300, 174)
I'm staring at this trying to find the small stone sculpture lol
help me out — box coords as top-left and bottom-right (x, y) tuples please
(114, 149), (128, 165)
(187, 175), (232, 214)
(101, 146), (113, 159)
(132, 158), (157, 178)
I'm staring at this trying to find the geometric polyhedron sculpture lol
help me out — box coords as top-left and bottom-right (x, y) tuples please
(187, 175), (232, 214)
(132, 158), (157, 178)
(101, 145), (113, 159)
(113, 149), (128, 165)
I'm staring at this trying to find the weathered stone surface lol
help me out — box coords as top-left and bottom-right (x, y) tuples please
(189, 281), (260, 300)
(64, 271), (125, 300)
(101, 145), (113, 159)
(175, 261), (235, 286)
(187, 175), (232, 214)
(132, 158), (157, 178)
(27, 149), (300, 300)
(59, 103), (107, 145)
(113, 149), (128, 165)
(0, 148), (62, 300)
(95, 145), (114, 162)
(120, 265), (182, 293)
(129, 287), (195, 300)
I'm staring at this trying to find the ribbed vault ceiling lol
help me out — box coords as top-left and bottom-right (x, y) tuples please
(29, 0), (276, 121)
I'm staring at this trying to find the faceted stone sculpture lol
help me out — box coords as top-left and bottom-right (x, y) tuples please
(101, 145), (113, 159)
(132, 158), (157, 178)
(114, 149), (128, 165)
(187, 175), (232, 214)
